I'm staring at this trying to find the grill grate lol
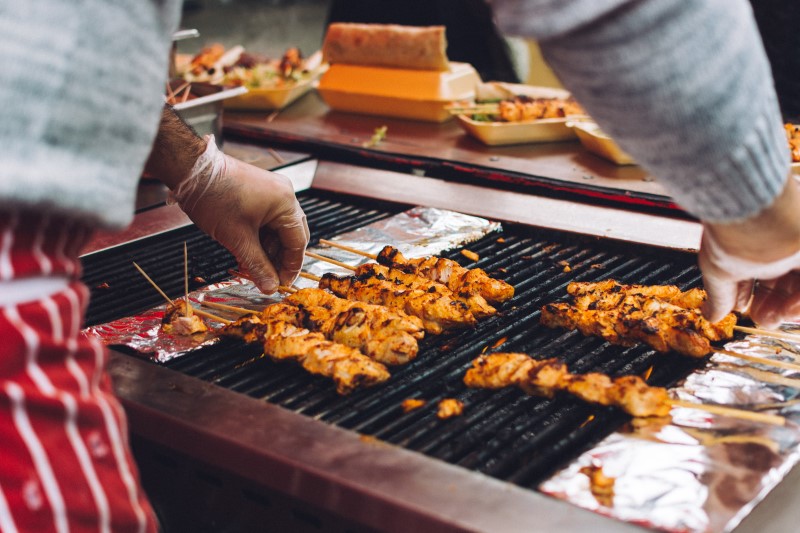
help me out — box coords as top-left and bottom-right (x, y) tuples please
(82, 189), (708, 489)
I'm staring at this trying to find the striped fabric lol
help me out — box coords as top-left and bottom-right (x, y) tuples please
(0, 211), (157, 532)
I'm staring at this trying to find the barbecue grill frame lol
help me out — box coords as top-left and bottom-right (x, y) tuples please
(94, 157), (800, 532)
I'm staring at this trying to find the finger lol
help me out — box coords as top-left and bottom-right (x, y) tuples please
(701, 275), (739, 323)
(734, 279), (756, 314)
(235, 234), (280, 294)
(750, 273), (800, 328)
(268, 211), (309, 286)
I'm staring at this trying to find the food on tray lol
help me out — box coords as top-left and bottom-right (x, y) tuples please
(402, 398), (427, 412)
(322, 23), (449, 71)
(540, 280), (737, 358)
(375, 245), (515, 305)
(437, 398), (465, 419)
(784, 123), (800, 162)
(319, 271), (477, 334)
(161, 300), (208, 335)
(467, 95), (585, 123)
(464, 352), (671, 418)
(179, 44), (320, 89)
(223, 313), (390, 395)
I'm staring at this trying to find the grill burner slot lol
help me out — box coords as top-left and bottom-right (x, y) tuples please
(82, 189), (707, 489)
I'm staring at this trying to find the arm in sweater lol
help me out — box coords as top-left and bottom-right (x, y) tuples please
(490, 0), (789, 223)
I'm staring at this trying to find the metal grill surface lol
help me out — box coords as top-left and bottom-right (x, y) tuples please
(82, 189), (707, 489)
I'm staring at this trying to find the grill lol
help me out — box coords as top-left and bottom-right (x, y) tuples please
(82, 188), (707, 493)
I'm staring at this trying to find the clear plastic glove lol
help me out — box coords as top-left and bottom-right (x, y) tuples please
(699, 178), (800, 328)
(169, 135), (309, 293)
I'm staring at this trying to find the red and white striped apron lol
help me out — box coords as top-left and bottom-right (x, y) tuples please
(0, 211), (157, 532)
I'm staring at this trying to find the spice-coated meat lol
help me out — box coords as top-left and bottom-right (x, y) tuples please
(376, 245), (515, 304)
(161, 299), (208, 335)
(222, 313), (390, 395)
(464, 352), (671, 417)
(319, 272), (477, 334)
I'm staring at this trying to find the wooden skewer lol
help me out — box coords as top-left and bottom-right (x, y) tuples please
(716, 349), (800, 373)
(191, 307), (231, 325)
(267, 148), (286, 165)
(668, 398), (785, 426)
(226, 268), (297, 293)
(305, 251), (357, 271)
(318, 239), (377, 260)
(165, 82), (176, 104)
(299, 272), (321, 282)
(183, 242), (191, 317)
(200, 300), (255, 315)
(132, 262), (173, 305)
(734, 325), (800, 343)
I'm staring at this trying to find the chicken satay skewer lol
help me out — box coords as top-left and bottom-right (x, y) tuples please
(465, 353), (785, 425)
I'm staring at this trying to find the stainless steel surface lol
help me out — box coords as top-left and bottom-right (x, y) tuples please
(108, 351), (643, 533)
(311, 160), (703, 253)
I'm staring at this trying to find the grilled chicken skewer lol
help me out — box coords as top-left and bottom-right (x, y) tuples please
(306, 251), (496, 319)
(319, 271), (477, 334)
(464, 352), (671, 417)
(223, 313), (390, 395)
(318, 239), (515, 304)
(541, 281), (736, 358)
(464, 352), (785, 425)
(205, 287), (424, 365)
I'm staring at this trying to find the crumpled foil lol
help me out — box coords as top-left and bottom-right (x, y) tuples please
(84, 207), (499, 362)
(540, 324), (800, 533)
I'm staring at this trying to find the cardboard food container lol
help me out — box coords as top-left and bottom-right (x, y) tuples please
(569, 121), (636, 165)
(456, 115), (576, 146)
(317, 62), (480, 122)
(222, 73), (320, 111)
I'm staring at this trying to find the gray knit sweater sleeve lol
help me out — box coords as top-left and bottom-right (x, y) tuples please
(490, 0), (789, 222)
(0, 0), (181, 229)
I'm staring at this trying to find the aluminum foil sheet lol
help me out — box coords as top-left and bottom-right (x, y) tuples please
(540, 324), (800, 533)
(84, 207), (499, 362)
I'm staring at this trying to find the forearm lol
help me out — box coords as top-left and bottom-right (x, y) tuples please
(492, 0), (790, 222)
(143, 105), (207, 189)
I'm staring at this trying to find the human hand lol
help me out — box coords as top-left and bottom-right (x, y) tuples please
(699, 177), (800, 328)
(170, 136), (309, 293)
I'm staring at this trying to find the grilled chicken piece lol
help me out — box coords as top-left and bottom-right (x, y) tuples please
(542, 280), (736, 357)
(251, 299), (420, 366)
(161, 300), (208, 335)
(285, 287), (424, 339)
(319, 273), (477, 334)
(222, 314), (390, 395)
(465, 353), (671, 418)
(353, 263), (496, 319)
(437, 398), (464, 419)
(377, 246), (515, 304)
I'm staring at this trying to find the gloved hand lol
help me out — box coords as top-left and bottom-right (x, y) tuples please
(170, 135), (309, 293)
(699, 177), (800, 328)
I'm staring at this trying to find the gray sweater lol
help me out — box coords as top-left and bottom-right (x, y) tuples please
(0, 1), (788, 228)
(491, 0), (789, 222)
(0, 0), (181, 229)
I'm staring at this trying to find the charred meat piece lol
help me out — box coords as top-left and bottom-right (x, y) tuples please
(319, 273), (477, 334)
(222, 314), (390, 395)
(161, 300), (208, 335)
(354, 262), (496, 319)
(376, 245), (515, 304)
(465, 352), (671, 418)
